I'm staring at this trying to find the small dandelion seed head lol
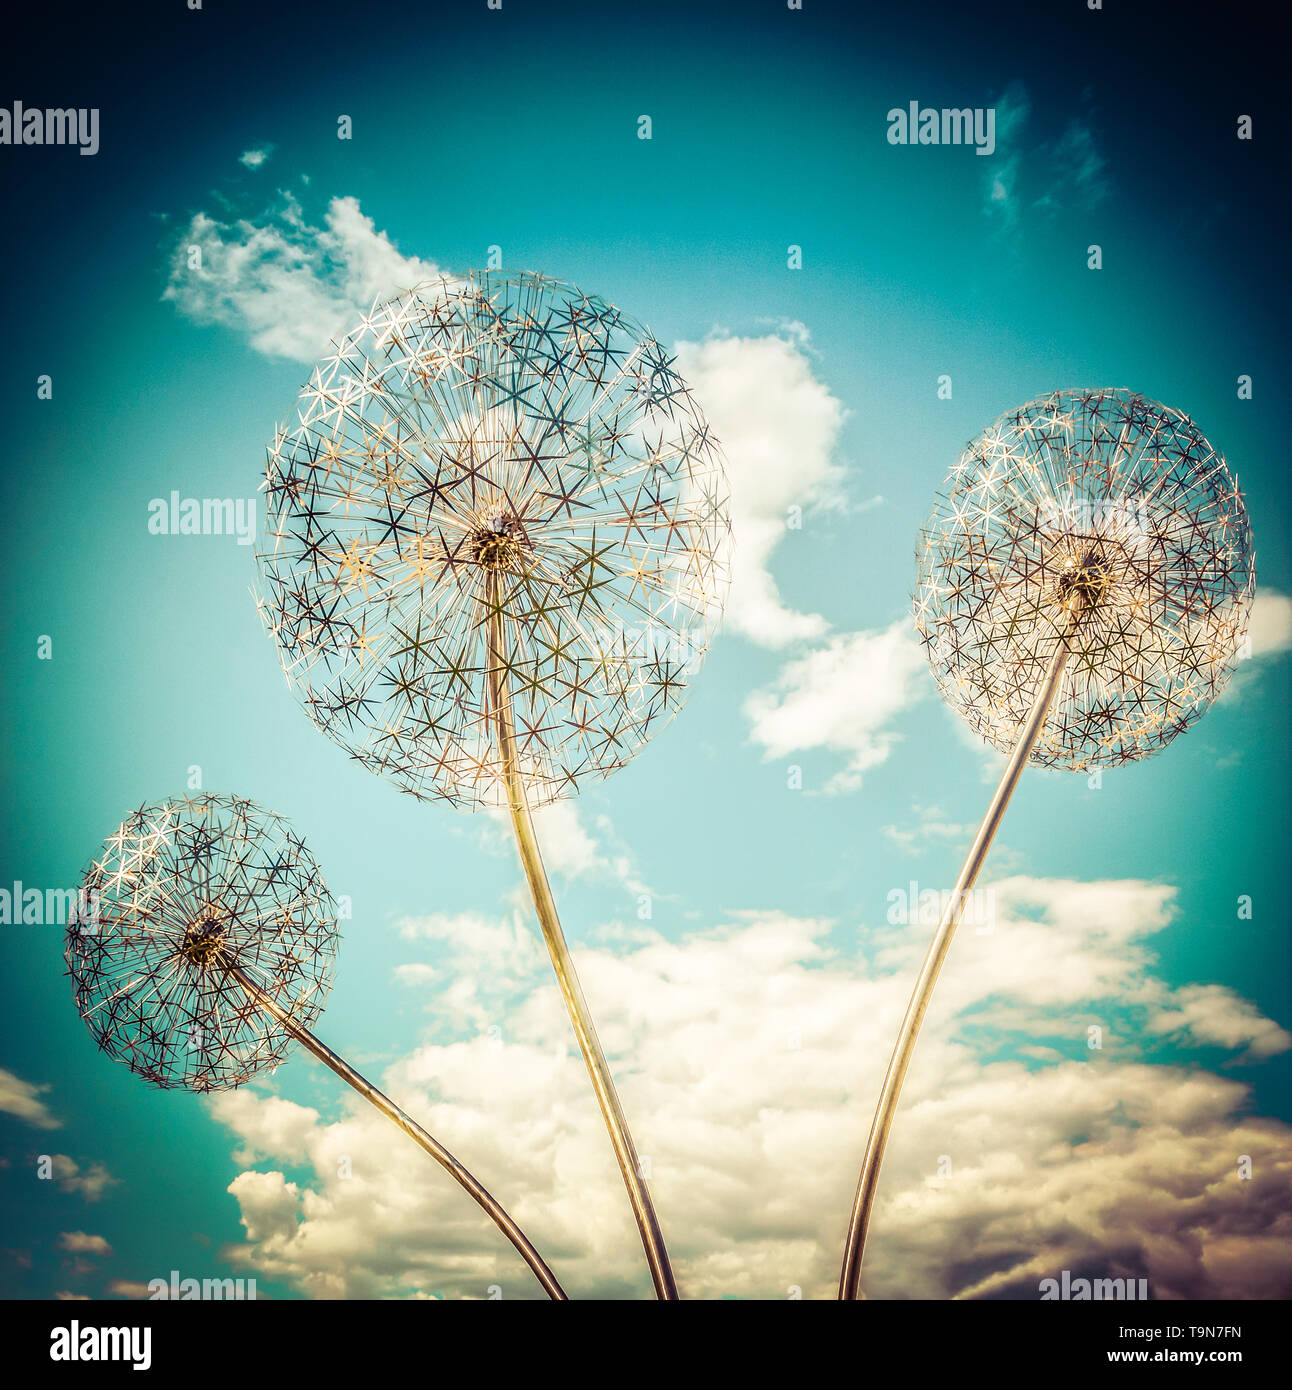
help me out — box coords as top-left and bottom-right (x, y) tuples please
(64, 794), (338, 1092)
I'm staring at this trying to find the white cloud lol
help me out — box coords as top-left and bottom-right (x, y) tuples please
(882, 805), (975, 855)
(228, 1170), (305, 1247)
(395, 910), (545, 1037)
(398, 909), (542, 981)
(58, 1232), (111, 1256)
(0, 1067), (59, 1129)
(212, 877), (1292, 1300)
(1247, 588), (1292, 657)
(239, 146), (273, 170)
(105, 1280), (152, 1299)
(207, 1091), (320, 1166)
(393, 962), (438, 988)
(516, 800), (600, 879)
(743, 619), (929, 791)
(1146, 984), (1292, 1062)
(49, 1154), (117, 1202)
(162, 193), (446, 361)
(675, 331), (849, 647)
(479, 799), (647, 898)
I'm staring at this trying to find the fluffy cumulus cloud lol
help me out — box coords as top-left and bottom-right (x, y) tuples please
(743, 619), (930, 792)
(209, 875), (1291, 1300)
(162, 192), (446, 361)
(207, 1091), (321, 1167)
(675, 331), (848, 647)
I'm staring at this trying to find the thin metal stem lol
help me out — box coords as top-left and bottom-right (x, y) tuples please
(838, 599), (1087, 1300)
(484, 569), (680, 1300)
(223, 959), (568, 1301)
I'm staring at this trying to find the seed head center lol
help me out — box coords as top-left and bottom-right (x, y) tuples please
(471, 513), (527, 571)
(182, 906), (228, 966)
(1057, 557), (1110, 611)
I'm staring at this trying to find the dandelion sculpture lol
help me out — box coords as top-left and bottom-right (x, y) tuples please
(256, 271), (732, 1299)
(65, 793), (566, 1300)
(838, 387), (1255, 1299)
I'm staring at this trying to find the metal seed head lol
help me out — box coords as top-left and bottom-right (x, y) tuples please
(255, 271), (732, 809)
(914, 388), (1255, 771)
(64, 794), (339, 1092)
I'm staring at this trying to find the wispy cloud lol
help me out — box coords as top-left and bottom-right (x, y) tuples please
(983, 81), (1110, 237)
(0, 1067), (60, 1129)
(882, 803), (976, 855)
(57, 1232), (112, 1257)
(49, 1154), (118, 1203)
(105, 1280), (153, 1299)
(473, 801), (652, 910)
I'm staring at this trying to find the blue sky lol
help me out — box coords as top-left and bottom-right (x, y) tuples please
(1, 0), (1289, 1300)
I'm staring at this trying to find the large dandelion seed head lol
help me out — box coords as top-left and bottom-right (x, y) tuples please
(914, 388), (1254, 771)
(65, 794), (338, 1092)
(256, 271), (732, 810)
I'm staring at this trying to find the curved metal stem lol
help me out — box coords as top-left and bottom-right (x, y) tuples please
(224, 959), (568, 1301)
(838, 603), (1086, 1299)
(484, 571), (680, 1300)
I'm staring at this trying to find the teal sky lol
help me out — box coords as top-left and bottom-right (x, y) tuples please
(1, 0), (1288, 1301)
